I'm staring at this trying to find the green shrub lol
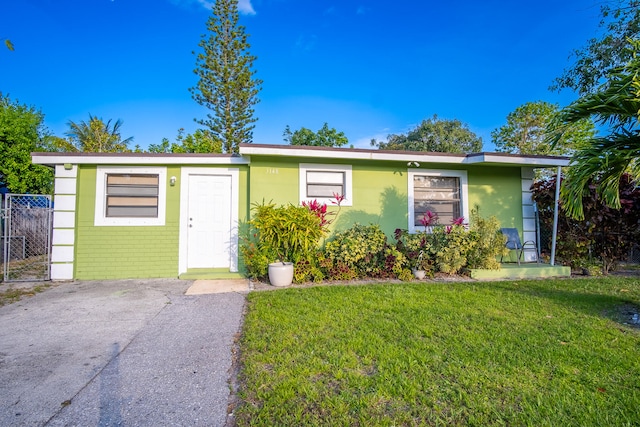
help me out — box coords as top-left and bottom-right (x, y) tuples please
(394, 229), (434, 274)
(324, 224), (388, 279)
(466, 209), (509, 270)
(240, 202), (324, 281)
(429, 225), (475, 274)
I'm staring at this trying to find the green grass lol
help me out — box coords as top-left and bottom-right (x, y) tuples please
(0, 283), (51, 306)
(235, 278), (640, 426)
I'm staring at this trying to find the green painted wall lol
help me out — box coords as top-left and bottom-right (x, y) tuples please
(467, 165), (523, 228)
(247, 156), (523, 237)
(72, 156), (522, 279)
(74, 166), (181, 279)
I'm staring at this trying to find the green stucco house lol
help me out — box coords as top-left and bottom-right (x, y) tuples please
(32, 144), (569, 281)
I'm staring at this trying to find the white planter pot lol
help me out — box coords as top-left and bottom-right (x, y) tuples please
(268, 262), (294, 287)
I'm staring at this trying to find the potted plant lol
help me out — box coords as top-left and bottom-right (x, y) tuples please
(268, 258), (294, 287)
(243, 202), (326, 287)
(412, 250), (429, 280)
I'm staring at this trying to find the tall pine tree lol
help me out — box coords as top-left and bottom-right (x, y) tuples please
(190, 0), (262, 154)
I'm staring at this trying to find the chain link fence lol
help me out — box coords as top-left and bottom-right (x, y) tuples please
(1, 194), (53, 282)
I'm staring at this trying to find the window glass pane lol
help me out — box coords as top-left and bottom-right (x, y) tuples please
(307, 184), (343, 198)
(106, 173), (159, 218)
(107, 186), (158, 196)
(306, 171), (345, 198)
(107, 196), (159, 207)
(106, 206), (158, 218)
(107, 174), (158, 186)
(413, 175), (460, 226)
(307, 171), (344, 184)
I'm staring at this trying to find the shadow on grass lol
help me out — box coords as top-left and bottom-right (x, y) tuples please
(486, 277), (640, 330)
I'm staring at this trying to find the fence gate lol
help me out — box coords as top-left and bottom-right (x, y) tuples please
(1, 194), (53, 282)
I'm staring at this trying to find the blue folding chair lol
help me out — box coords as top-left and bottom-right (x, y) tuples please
(500, 228), (539, 265)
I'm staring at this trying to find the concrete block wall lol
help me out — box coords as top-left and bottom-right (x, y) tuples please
(521, 167), (538, 262)
(74, 225), (179, 279)
(50, 164), (77, 280)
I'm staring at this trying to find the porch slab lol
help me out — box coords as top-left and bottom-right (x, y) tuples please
(185, 279), (250, 295)
(470, 263), (571, 280)
(179, 268), (245, 280)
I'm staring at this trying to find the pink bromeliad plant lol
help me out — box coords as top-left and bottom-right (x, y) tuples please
(302, 193), (345, 232)
(420, 210), (438, 232)
(446, 216), (466, 234)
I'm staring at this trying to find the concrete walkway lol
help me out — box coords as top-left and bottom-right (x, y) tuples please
(0, 278), (247, 427)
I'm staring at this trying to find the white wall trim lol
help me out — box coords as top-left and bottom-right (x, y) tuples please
(50, 164), (77, 280)
(408, 169), (469, 233)
(178, 167), (240, 275)
(299, 163), (353, 206)
(94, 166), (167, 226)
(521, 167), (537, 261)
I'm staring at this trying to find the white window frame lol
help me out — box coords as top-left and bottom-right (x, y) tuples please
(299, 163), (353, 206)
(408, 169), (469, 233)
(95, 166), (167, 226)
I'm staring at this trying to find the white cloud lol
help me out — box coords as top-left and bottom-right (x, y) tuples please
(195, 0), (214, 9)
(237, 0), (256, 15)
(294, 34), (318, 53)
(324, 6), (337, 15)
(170, 0), (256, 15)
(352, 132), (388, 149)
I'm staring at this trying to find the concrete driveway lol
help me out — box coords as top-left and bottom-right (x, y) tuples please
(0, 279), (247, 426)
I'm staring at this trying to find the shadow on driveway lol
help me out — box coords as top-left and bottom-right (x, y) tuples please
(0, 279), (246, 427)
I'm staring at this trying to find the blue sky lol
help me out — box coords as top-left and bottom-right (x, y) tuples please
(2, 0), (603, 151)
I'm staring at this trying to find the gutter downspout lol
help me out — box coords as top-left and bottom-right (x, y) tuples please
(550, 166), (561, 266)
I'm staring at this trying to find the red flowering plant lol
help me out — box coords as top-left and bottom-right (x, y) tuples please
(419, 210), (438, 232)
(301, 199), (331, 230)
(445, 216), (466, 234)
(302, 193), (345, 233)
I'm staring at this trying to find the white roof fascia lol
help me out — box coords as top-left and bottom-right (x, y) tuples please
(31, 154), (249, 166)
(238, 145), (467, 164)
(465, 153), (570, 167)
(239, 145), (571, 167)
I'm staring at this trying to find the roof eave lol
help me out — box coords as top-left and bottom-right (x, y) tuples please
(31, 152), (250, 166)
(238, 144), (570, 167)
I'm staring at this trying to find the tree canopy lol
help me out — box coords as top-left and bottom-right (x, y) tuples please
(491, 101), (595, 155)
(551, 41), (640, 220)
(190, 0), (262, 153)
(552, 0), (640, 95)
(64, 115), (133, 152)
(283, 123), (349, 147)
(3, 38), (14, 52)
(372, 115), (483, 153)
(0, 94), (53, 193)
(148, 128), (223, 153)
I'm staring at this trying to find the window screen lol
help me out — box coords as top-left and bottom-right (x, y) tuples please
(105, 174), (159, 218)
(413, 175), (460, 225)
(306, 171), (345, 198)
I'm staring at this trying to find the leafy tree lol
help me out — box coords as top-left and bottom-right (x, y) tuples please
(3, 38), (14, 52)
(283, 123), (349, 147)
(0, 94), (53, 193)
(190, 0), (262, 154)
(148, 128), (223, 153)
(371, 115), (483, 153)
(552, 0), (640, 95)
(532, 173), (640, 274)
(64, 115), (133, 152)
(551, 41), (640, 220)
(491, 101), (595, 155)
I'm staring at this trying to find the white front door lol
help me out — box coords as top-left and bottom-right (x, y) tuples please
(186, 174), (232, 269)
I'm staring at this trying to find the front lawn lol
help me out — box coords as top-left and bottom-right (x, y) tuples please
(235, 277), (640, 426)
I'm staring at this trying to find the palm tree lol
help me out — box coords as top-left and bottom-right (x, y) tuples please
(551, 41), (640, 220)
(66, 115), (133, 153)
